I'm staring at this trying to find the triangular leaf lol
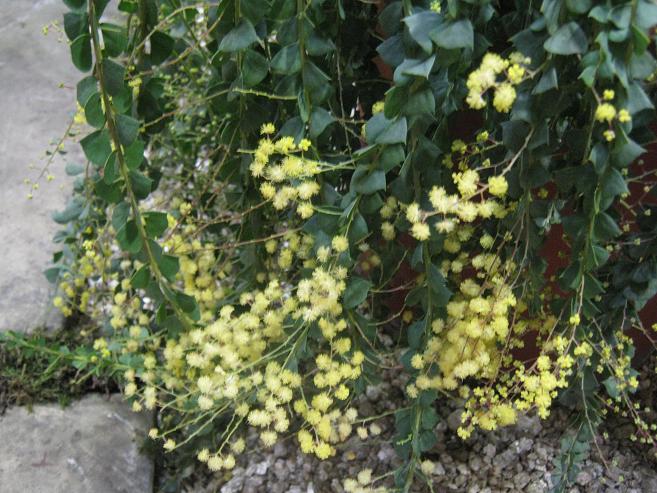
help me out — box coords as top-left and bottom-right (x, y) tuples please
(218, 20), (259, 53)
(343, 277), (372, 309)
(116, 114), (140, 146)
(544, 22), (588, 55)
(429, 19), (473, 50)
(70, 34), (92, 72)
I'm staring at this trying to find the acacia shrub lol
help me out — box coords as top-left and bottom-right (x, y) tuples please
(38, 0), (657, 490)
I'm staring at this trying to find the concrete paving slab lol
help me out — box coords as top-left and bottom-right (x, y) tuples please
(0, 394), (153, 493)
(0, 0), (80, 331)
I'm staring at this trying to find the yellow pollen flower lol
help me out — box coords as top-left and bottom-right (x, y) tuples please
(260, 122), (276, 135)
(488, 175), (508, 197)
(595, 103), (616, 123)
(493, 83), (516, 113)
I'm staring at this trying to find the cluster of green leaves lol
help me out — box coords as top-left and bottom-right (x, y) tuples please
(552, 420), (597, 493)
(60, 0), (201, 334)
(47, 0), (657, 491)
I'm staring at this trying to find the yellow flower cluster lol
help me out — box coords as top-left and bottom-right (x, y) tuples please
(163, 222), (225, 323)
(594, 91), (631, 141)
(594, 332), (638, 395)
(595, 103), (617, 123)
(396, 195), (580, 439)
(466, 52), (530, 112)
(416, 255), (519, 392)
(343, 468), (388, 493)
(453, 338), (574, 439)
(117, 239), (365, 464)
(53, 234), (111, 317)
(266, 230), (315, 271)
(401, 168), (509, 242)
(380, 196), (399, 241)
(441, 132), (490, 170)
(296, 403), (360, 459)
(250, 124), (321, 219)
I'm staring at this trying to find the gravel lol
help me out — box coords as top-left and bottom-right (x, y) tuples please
(181, 362), (657, 493)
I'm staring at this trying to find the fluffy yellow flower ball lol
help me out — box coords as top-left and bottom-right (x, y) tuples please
(488, 175), (508, 197)
(260, 122), (276, 134)
(332, 235), (349, 253)
(507, 64), (525, 84)
(493, 83), (516, 113)
(411, 222), (431, 241)
(381, 222), (395, 240)
(595, 103), (616, 123)
(618, 109), (631, 123)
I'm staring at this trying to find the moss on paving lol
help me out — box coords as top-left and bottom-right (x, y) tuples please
(0, 318), (115, 412)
